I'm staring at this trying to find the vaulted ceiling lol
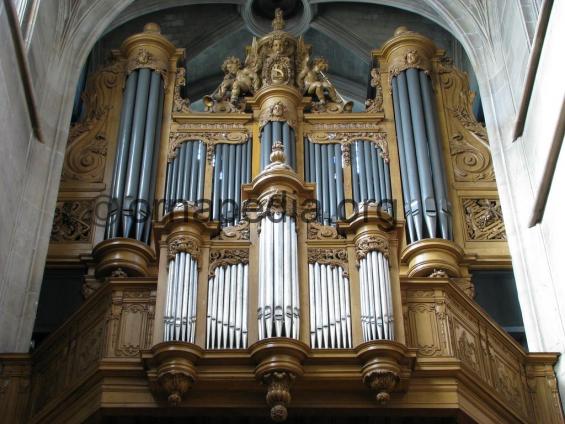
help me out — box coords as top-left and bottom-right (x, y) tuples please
(93, 1), (475, 107)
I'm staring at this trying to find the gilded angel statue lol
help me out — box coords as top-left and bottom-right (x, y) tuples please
(298, 56), (340, 104)
(211, 54), (260, 105)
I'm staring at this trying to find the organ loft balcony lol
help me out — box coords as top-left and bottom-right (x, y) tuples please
(1, 12), (562, 424)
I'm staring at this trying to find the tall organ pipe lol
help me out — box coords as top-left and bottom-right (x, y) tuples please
(164, 251), (199, 343)
(261, 122), (295, 169)
(359, 251), (394, 342)
(257, 214), (300, 340)
(392, 68), (452, 243)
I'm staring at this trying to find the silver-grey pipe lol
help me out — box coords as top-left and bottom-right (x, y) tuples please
(359, 258), (367, 341)
(235, 263), (243, 348)
(106, 71), (138, 239)
(189, 141), (200, 202)
(392, 77), (416, 242)
(226, 144), (236, 223)
(314, 262), (322, 346)
(308, 139), (315, 183)
(396, 73), (423, 241)
(234, 143), (242, 225)
(327, 144), (337, 223)
(122, 68), (151, 237)
(273, 213), (284, 337)
(258, 218), (265, 340)
(212, 144), (221, 221)
(419, 70), (451, 239)
(222, 265), (231, 345)
(372, 251), (384, 340)
(377, 153), (386, 207)
(356, 142), (368, 202)
(335, 143), (344, 220)
(351, 142), (360, 204)
(264, 216), (273, 338)
(304, 139), (310, 181)
(308, 263), (315, 346)
(327, 264), (336, 347)
(197, 141), (205, 202)
(220, 143), (229, 224)
(135, 71), (161, 240)
(229, 263), (237, 348)
(320, 144), (329, 225)
(363, 141), (375, 202)
(406, 68), (437, 238)
(344, 275), (352, 347)
(216, 264), (225, 346)
(242, 264), (249, 347)
(284, 215), (292, 335)
(369, 142), (381, 203)
(207, 275), (214, 348)
(282, 122), (291, 167)
(291, 217), (299, 339)
(182, 140), (193, 201)
(314, 143), (323, 223)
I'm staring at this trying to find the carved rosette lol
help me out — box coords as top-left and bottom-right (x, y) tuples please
(167, 127), (249, 162)
(355, 234), (390, 260)
(167, 235), (201, 262)
(208, 249), (249, 278)
(263, 371), (295, 422)
(307, 248), (348, 271)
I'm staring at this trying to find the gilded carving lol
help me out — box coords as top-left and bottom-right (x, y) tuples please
(463, 198), (506, 241)
(307, 248), (348, 269)
(355, 234), (389, 260)
(172, 67), (190, 113)
(365, 68), (384, 113)
(126, 47), (167, 81)
(62, 62), (123, 182)
(307, 221), (344, 240)
(450, 133), (495, 181)
(168, 130), (249, 162)
(167, 235), (201, 261)
(259, 100), (296, 129)
(216, 219), (250, 240)
(341, 142), (351, 167)
(389, 48), (431, 79)
(208, 249), (249, 278)
(50, 200), (94, 242)
(307, 132), (388, 162)
(437, 54), (494, 182)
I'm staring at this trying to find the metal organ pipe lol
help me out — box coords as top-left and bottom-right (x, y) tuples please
(358, 251), (394, 342)
(163, 251), (199, 343)
(106, 68), (165, 241)
(392, 68), (452, 243)
(308, 262), (352, 349)
(257, 214), (300, 340)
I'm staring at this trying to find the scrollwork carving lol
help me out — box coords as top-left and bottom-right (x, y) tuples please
(307, 131), (388, 162)
(168, 130), (249, 162)
(172, 67), (190, 113)
(365, 68), (384, 113)
(450, 133), (495, 181)
(356, 234), (389, 260)
(215, 220), (250, 240)
(62, 62), (123, 182)
(208, 249), (249, 278)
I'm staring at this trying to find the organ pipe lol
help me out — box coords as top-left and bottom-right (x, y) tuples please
(261, 122), (296, 170)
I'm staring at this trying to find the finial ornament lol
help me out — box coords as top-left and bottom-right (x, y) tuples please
(272, 8), (285, 31)
(270, 142), (286, 164)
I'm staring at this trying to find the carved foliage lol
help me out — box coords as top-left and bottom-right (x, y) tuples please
(355, 234), (389, 260)
(363, 370), (400, 404)
(463, 198), (506, 241)
(307, 131), (388, 163)
(168, 128), (249, 162)
(365, 68), (384, 113)
(172, 67), (190, 113)
(215, 220), (250, 240)
(208, 249), (249, 278)
(307, 221), (344, 240)
(167, 235), (201, 261)
(50, 200), (94, 242)
(307, 248), (348, 270)
(62, 62), (123, 182)
(263, 371), (295, 422)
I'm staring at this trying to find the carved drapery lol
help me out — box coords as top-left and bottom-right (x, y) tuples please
(208, 249), (249, 278)
(62, 61), (124, 183)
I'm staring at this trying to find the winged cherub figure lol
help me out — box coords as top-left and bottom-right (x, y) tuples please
(298, 57), (340, 104)
(214, 56), (260, 105)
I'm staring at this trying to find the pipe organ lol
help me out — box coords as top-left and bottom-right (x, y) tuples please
(9, 13), (562, 424)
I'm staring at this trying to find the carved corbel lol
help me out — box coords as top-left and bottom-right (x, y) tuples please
(142, 342), (203, 405)
(356, 341), (416, 405)
(250, 339), (309, 422)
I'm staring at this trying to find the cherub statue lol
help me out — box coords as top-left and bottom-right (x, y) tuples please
(213, 56), (260, 105)
(298, 57), (340, 104)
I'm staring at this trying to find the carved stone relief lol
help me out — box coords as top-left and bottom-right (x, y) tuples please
(50, 200), (94, 242)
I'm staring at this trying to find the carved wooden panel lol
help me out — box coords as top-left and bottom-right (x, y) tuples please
(50, 199), (94, 243)
(462, 198), (506, 241)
